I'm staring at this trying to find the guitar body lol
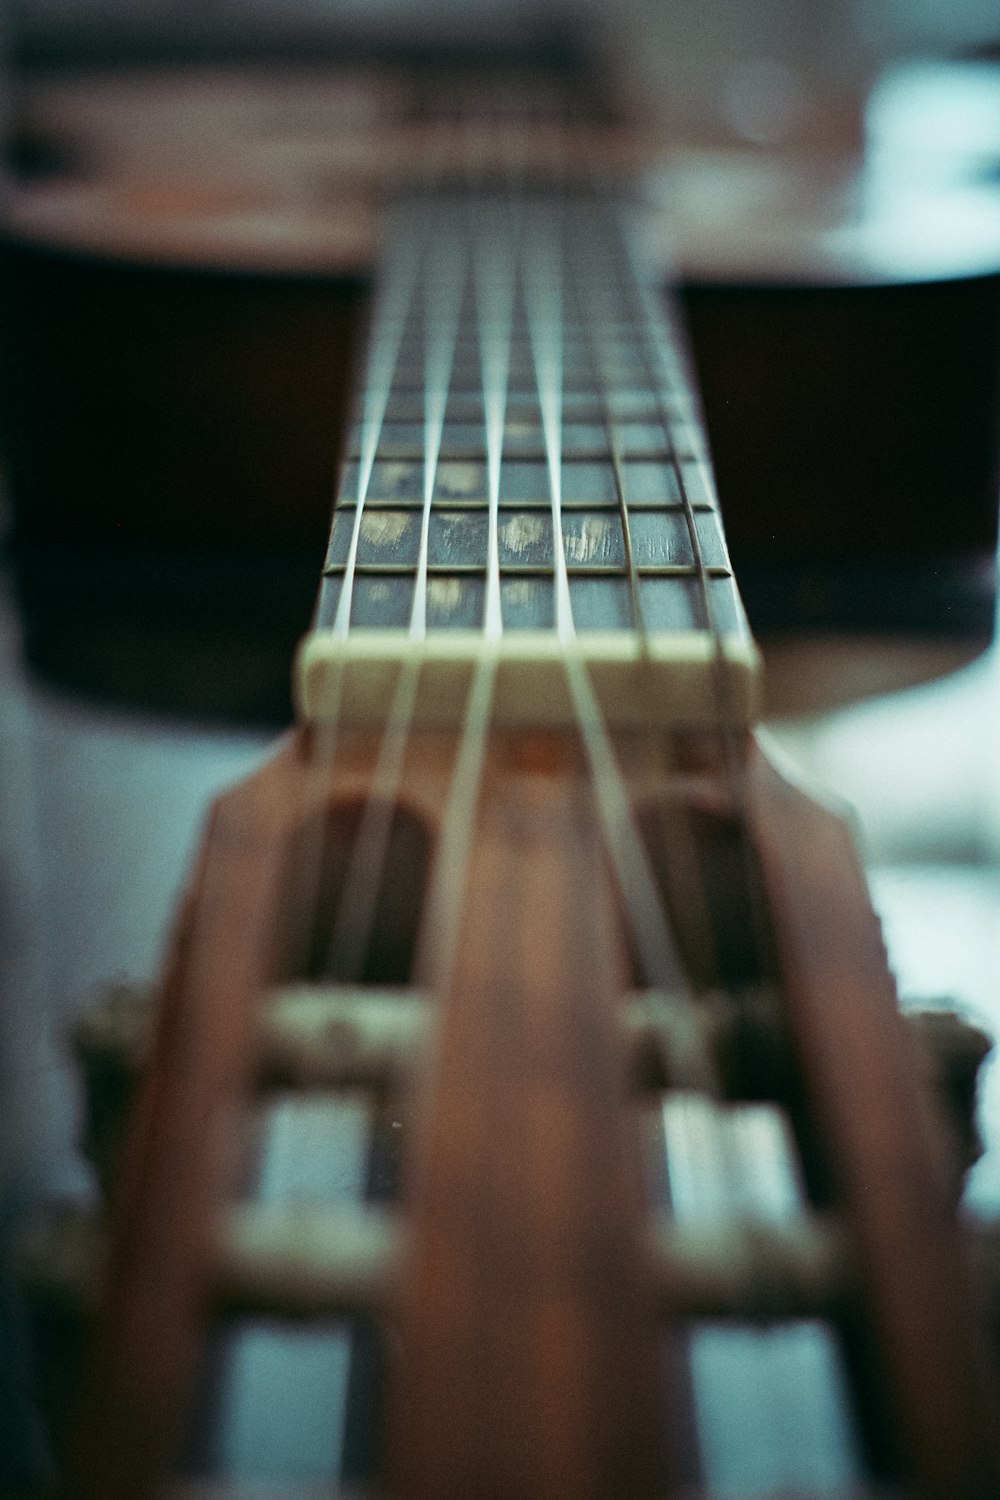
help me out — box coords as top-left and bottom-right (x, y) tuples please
(4, 62), (1000, 720)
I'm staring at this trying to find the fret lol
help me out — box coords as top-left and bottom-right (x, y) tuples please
(341, 451), (711, 495)
(321, 577), (736, 618)
(323, 564), (732, 581)
(325, 507), (726, 574)
(298, 187), (758, 728)
(344, 445), (708, 470)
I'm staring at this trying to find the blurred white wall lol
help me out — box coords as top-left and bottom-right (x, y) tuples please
(592, 0), (1000, 146)
(12, 0), (1000, 61)
(13, 0), (999, 153)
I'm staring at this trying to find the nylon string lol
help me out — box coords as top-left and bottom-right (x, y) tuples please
(568, 195), (722, 990)
(524, 187), (688, 991)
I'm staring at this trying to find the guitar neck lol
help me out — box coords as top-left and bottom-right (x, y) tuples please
(297, 185), (759, 730)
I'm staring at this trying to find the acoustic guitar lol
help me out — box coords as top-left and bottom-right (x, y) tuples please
(5, 58), (1000, 723)
(12, 56), (1000, 1500)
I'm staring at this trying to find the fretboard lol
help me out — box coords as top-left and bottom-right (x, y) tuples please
(297, 187), (759, 728)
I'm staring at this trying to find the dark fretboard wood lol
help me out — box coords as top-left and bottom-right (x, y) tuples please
(297, 188), (757, 729)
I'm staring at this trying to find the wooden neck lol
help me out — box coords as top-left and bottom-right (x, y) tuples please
(296, 186), (759, 729)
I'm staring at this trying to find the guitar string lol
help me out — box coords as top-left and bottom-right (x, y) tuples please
(566, 194), (721, 999)
(408, 112), (527, 988)
(323, 109), (461, 658)
(409, 122), (508, 990)
(333, 195), (431, 643)
(208, 174), (441, 1482)
(323, 182), (468, 981)
(404, 119), (563, 997)
(326, 113), (522, 988)
(322, 122), (506, 986)
(304, 110), (459, 978)
(273, 191), (436, 996)
(476, 193), (515, 641)
(618, 219), (750, 805)
(412, 116), (532, 982)
(587, 199), (727, 985)
(313, 139), (504, 1495)
(523, 186), (688, 991)
(381, 62), (559, 997)
(523, 190), (573, 646)
(411, 195), (467, 639)
(618, 215), (778, 981)
(293, 185), (429, 985)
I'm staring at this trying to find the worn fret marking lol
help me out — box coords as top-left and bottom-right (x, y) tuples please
(563, 514), (622, 567)
(359, 512), (414, 554)
(435, 461), (483, 498)
(499, 512), (550, 565)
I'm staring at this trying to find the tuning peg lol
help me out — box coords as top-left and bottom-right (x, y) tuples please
(72, 982), (429, 1198)
(904, 1005), (992, 1183)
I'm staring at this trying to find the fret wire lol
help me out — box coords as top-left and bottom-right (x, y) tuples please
(380, 394), (682, 418)
(347, 446), (695, 464)
(324, 563), (732, 579)
(334, 494), (717, 514)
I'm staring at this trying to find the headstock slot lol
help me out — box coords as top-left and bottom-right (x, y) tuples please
(270, 794), (434, 989)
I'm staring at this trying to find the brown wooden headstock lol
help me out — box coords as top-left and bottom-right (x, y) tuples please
(43, 718), (1000, 1499)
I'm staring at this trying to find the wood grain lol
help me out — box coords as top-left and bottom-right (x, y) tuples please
(751, 742), (1000, 1499)
(392, 734), (666, 1500)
